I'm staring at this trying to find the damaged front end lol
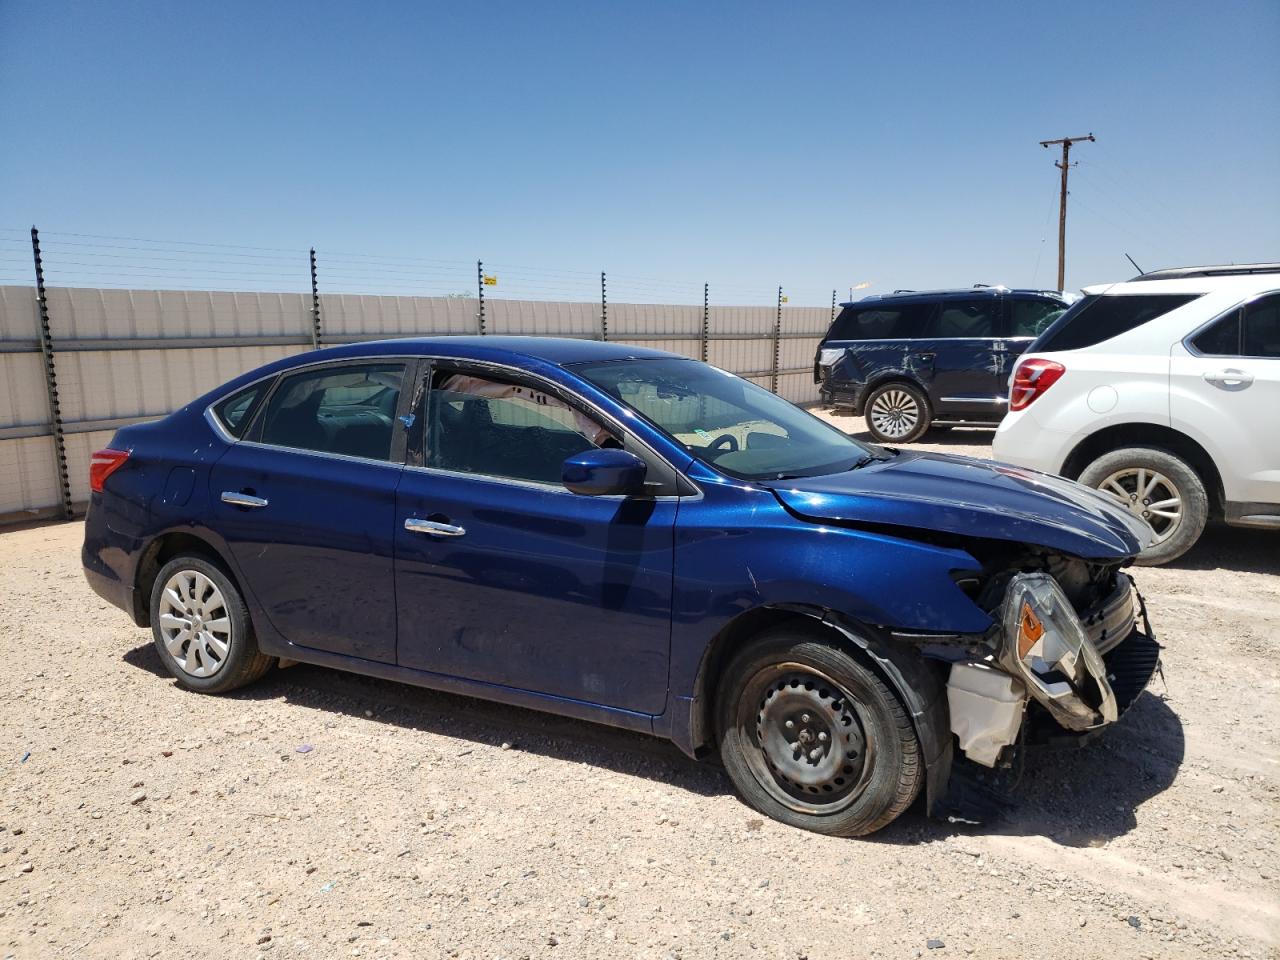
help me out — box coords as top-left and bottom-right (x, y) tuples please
(934, 560), (1161, 774)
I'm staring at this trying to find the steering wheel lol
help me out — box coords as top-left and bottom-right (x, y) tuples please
(709, 433), (739, 453)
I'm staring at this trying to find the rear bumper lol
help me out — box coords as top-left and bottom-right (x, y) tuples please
(819, 378), (868, 411)
(84, 561), (144, 626)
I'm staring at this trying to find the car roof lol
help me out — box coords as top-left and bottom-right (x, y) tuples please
(1130, 262), (1280, 281)
(839, 287), (1064, 308)
(290, 335), (682, 367)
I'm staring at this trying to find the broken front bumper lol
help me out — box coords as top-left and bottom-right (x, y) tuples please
(945, 574), (1161, 766)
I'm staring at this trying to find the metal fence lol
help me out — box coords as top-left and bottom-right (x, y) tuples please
(0, 277), (831, 522)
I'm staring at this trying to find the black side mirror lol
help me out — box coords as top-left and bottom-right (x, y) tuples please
(562, 448), (648, 496)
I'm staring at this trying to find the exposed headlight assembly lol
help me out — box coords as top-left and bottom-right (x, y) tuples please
(998, 573), (1117, 731)
(818, 347), (845, 367)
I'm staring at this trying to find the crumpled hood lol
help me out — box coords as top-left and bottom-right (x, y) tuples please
(763, 451), (1153, 560)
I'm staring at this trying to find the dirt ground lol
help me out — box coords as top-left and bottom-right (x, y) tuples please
(2, 421), (1278, 960)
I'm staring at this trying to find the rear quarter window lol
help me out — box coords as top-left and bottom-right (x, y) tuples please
(1034, 293), (1200, 352)
(826, 302), (934, 341)
(212, 383), (266, 437)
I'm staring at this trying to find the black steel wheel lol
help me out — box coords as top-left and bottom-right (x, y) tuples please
(716, 625), (922, 836)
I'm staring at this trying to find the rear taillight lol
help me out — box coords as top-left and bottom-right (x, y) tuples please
(89, 449), (130, 493)
(1009, 358), (1065, 411)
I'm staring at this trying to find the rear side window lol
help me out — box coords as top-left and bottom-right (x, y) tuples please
(1192, 294), (1280, 358)
(213, 384), (265, 438)
(921, 299), (997, 338)
(1010, 299), (1066, 338)
(1036, 293), (1199, 352)
(258, 363), (406, 460)
(827, 302), (934, 341)
(1243, 294), (1280, 358)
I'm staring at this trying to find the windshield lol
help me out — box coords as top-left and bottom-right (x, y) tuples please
(572, 358), (877, 480)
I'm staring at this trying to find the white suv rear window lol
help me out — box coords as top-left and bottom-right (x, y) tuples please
(1035, 293), (1200, 351)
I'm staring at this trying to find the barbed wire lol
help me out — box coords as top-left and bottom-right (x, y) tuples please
(0, 227), (845, 305)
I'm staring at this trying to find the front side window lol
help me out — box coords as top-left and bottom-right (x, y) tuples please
(922, 299), (997, 338)
(574, 358), (875, 481)
(1010, 299), (1067, 338)
(1243, 294), (1280, 358)
(1035, 293), (1200, 352)
(258, 362), (406, 460)
(827, 302), (934, 341)
(427, 371), (618, 484)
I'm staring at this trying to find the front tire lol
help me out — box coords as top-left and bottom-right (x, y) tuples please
(1077, 447), (1209, 566)
(149, 555), (275, 693)
(716, 626), (922, 836)
(864, 382), (931, 444)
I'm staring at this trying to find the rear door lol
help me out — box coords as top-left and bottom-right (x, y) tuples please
(210, 359), (413, 663)
(916, 297), (1003, 414)
(817, 302), (934, 391)
(393, 362), (678, 715)
(1171, 291), (1280, 507)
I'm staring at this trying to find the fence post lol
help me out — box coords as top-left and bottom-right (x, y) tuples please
(476, 260), (486, 334)
(701, 282), (710, 362)
(600, 271), (608, 341)
(771, 285), (783, 394)
(30, 227), (73, 520)
(831, 289), (837, 323)
(309, 248), (322, 348)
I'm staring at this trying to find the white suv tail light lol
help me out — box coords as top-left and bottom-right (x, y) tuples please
(1010, 358), (1065, 411)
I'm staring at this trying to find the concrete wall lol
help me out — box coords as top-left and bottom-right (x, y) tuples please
(0, 284), (830, 519)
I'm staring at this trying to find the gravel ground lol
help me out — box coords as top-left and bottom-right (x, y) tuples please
(2, 421), (1278, 960)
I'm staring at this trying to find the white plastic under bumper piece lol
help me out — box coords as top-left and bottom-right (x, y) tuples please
(946, 661), (1028, 767)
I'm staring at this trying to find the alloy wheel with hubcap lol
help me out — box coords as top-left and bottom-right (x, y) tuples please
(869, 389), (919, 439)
(864, 383), (931, 443)
(1076, 446), (1209, 566)
(148, 554), (275, 693)
(158, 569), (233, 677)
(1095, 467), (1183, 545)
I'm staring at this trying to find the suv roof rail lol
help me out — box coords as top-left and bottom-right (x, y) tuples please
(1131, 263), (1280, 281)
(892, 289), (915, 294)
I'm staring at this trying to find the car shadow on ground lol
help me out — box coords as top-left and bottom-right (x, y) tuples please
(1165, 524), (1280, 575)
(123, 644), (1184, 845)
(122, 641), (730, 799)
(879, 690), (1186, 848)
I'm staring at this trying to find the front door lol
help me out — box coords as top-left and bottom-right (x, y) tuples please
(1004, 296), (1069, 396)
(393, 364), (677, 715)
(210, 360), (412, 663)
(1171, 291), (1280, 507)
(917, 297), (1003, 415)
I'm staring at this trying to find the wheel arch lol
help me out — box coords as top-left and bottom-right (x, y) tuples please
(133, 530), (243, 627)
(689, 602), (953, 816)
(1059, 422), (1225, 515)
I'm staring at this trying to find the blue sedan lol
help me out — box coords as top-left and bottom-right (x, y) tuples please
(83, 337), (1161, 835)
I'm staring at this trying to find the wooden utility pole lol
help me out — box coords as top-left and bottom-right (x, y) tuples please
(1039, 133), (1095, 291)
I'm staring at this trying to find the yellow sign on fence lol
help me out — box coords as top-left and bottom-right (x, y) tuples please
(482, 275), (498, 286)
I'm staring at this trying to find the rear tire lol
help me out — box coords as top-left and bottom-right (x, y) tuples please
(1077, 447), (1208, 566)
(149, 555), (275, 693)
(716, 625), (922, 836)
(863, 382), (931, 444)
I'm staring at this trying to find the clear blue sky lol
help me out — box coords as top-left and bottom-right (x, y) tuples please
(1, 0), (1277, 304)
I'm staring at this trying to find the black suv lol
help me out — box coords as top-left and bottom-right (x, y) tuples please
(815, 287), (1069, 442)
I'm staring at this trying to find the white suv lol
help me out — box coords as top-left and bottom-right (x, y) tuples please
(992, 264), (1280, 565)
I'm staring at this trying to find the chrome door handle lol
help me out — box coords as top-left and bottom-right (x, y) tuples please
(404, 518), (466, 537)
(221, 491), (268, 508)
(1203, 368), (1254, 388)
